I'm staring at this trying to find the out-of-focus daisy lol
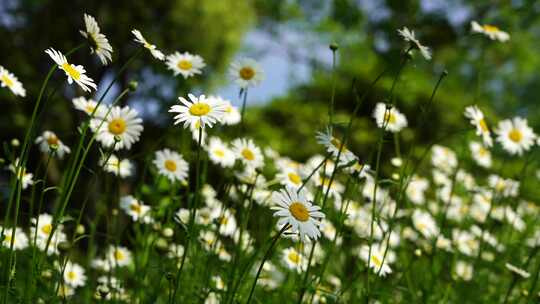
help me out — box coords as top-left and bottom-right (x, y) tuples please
(63, 261), (87, 288)
(276, 167), (304, 189)
(505, 263), (530, 278)
(495, 117), (537, 156)
(272, 186), (325, 242)
(464, 105), (492, 147)
(101, 154), (133, 178)
(397, 27), (432, 60)
(120, 195), (151, 223)
(72, 96), (106, 117)
(488, 175), (519, 198)
(166, 51), (205, 78)
(169, 94), (227, 130)
(216, 209), (237, 237)
(316, 128), (357, 164)
(35, 130), (71, 158)
(0, 65), (26, 97)
(79, 14), (113, 65)
(282, 247), (307, 272)
(93, 105), (143, 150)
(153, 149), (189, 183)
(131, 29), (165, 60)
(431, 145), (458, 174)
(45, 48), (96, 92)
(8, 159), (34, 189)
(57, 284), (75, 298)
(229, 58), (264, 88)
(231, 138), (264, 169)
(412, 210), (439, 239)
(0, 227), (29, 250)
(471, 21), (510, 42)
(469, 141), (492, 168)
(206, 137), (235, 168)
(218, 98), (241, 125)
(454, 261), (473, 281)
(106, 245), (132, 267)
(372, 103), (408, 133)
(359, 243), (394, 277)
(405, 175), (429, 204)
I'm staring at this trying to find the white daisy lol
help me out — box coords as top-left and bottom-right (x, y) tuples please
(0, 65), (26, 97)
(63, 261), (87, 288)
(101, 154), (133, 178)
(131, 29), (165, 60)
(359, 243), (394, 277)
(229, 58), (264, 88)
(218, 97), (241, 125)
(276, 167), (304, 189)
(169, 94), (227, 130)
(471, 21), (510, 42)
(397, 27), (432, 60)
(106, 245), (132, 267)
(0, 227), (29, 250)
(35, 130), (71, 159)
(469, 141), (492, 168)
(405, 175), (429, 205)
(153, 149), (189, 183)
(8, 159), (34, 190)
(495, 117), (537, 156)
(454, 261), (473, 281)
(93, 105), (143, 150)
(72, 96), (107, 117)
(45, 48), (96, 92)
(206, 137), (235, 168)
(231, 138), (264, 169)
(431, 145), (458, 174)
(272, 186), (325, 242)
(119, 195), (151, 223)
(282, 247), (307, 272)
(372, 102), (408, 133)
(315, 128), (357, 164)
(79, 14), (113, 65)
(412, 210), (439, 239)
(464, 105), (492, 147)
(165, 51), (205, 78)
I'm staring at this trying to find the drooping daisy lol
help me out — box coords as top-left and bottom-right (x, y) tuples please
(495, 117), (537, 156)
(372, 102), (408, 133)
(93, 105), (143, 150)
(152, 149), (189, 183)
(0, 65), (26, 97)
(469, 141), (492, 168)
(79, 14), (113, 65)
(471, 21), (510, 42)
(45, 48), (97, 92)
(464, 105), (492, 147)
(169, 94), (227, 130)
(131, 29), (165, 60)
(397, 27), (432, 60)
(72, 96), (107, 117)
(359, 243), (394, 277)
(0, 227), (29, 250)
(63, 261), (87, 288)
(119, 195), (151, 223)
(165, 51), (205, 78)
(229, 58), (264, 88)
(231, 138), (264, 169)
(206, 137), (235, 168)
(272, 186), (325, 242)
(106, 245), (132, 267)
(8, 160), (34, 190)
(101, 154), (133, 178)
(315, 128), (357, 164)
(35, 130), (71, 158)
(282, 247), (307, 272)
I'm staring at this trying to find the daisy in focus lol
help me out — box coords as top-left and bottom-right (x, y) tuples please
(471, 21), (510, 42)
(153, 149), (189, 183)
(45, 48), (97, 92)
(92, 105), (144, 150)
(272, 186), (325, 242)
(35, 130), (71, 158)
(231, 138), (264, 169)
(120, 195), (152, 223)
(229, 58), (264, 88)
(397, 27), (432, 60)
(166, 51), (205, 78)
(169, 94), (227, 130)
(372, 102), (408, 133)
(106, 245), (132, 267)
(79, 13), (113, 65)
(131, 29), (165, 60)
(206, 137), (236, 168)
(495, 117), (537, 156)
(464, 105), (492, 147)
(0, 65), (26, 97)
(72, 96), (106, 117)
(63, 261), (87, 288)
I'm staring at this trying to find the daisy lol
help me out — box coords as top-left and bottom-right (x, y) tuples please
(471, 21), (510, 42)
(72, 96), (107, 117)
(505, 263), (530, 278)
(495, 117), (537, 156)
(315, 128), (357, 164)
(282, 247), (307, 272)
(101, 154), (133, 178)
(169, 94), (227, 130)
(219, 98), (241, 125)
(359, 243), (394, 277)
(45, 48), (96, 92)
(405, 175), (429, 204)
(120, 195), (151, 223)
(412, 210), (439, 239)
(272, 186), (325, 242)
(276, 167), (304, 189)
(397, 27), (432, 60)
(30, 213), (56, 240)
(206, 137), (235, 168)
(106, 245), (132, 267)
(372, 102), (408, 133)
(231, 138), (264, 169)
(0, 227), (29, 250)
(9, 160), (34, 189)
(216, 209), (238, 237)
(79, 14), (113, 65)
(165, 51), (205, 78)
(93, 105), (143, 150)
(35, 130), (71, 158)
(229, 58), (264, 88)
(454, 261), (473, 281)
(63, 261), (87, 288)
(153, 149), (189, 183)
(131, 29), (165, 60)
(469, 141), (492, 168)
(464, 105), (492, 147)
(0, 65), (26, 97)
(431, 145), (458, 174)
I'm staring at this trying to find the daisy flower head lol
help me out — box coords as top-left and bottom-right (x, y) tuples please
(153, 149), (189, 183)
(206, 137), (236, 168)
(101, 154), (133, 178)
(471, 21), (510, 42)
(464, 105), (492, 147)
(0, 65), (26, 97)
(495, 117), (537, 156)
(166, 51), (205, 78)
(207, 95), (241, 125)
(35, 131), (71, 158)
(282, 247), (307, 272)
(359, 243), (394, 277)
(372, 103), (407, 133)
(45, 48), (96, 92)
(93, 105), (143, 150)
(229, 58), (264, 88)
(79, 14), (113, 65)
(397, 27), (431, 60)
(272, 186), (325, 242)
(63, 261), (87, 288)
(469, 141), (492, 168)
(8, 159), (34, 190)
(120, 195), (151, 223)
(169, 94), (227, 130)
(1, 227), (29, 250)
(315, 128), (357, 165)
(72, 96), (107, 117)
(276, 167), (304, 189)
(106, 245), (132, 267)
(231, 138), (264, 169)
(131, 29), (165, 60)
(454, 261), (473, 281)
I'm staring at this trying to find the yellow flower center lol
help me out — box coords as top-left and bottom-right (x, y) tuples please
(85, 104), (96, 113)
(226, 106), (233, 113)
(239, 67), (255, 80)
(177, 59), (192, 71)
(108, 118), (127, 135)
(1, 74), (14, 88)
(189, 103), (211, 116)
(114, 249), (125, 261)
(330, 138), (347, 151)
(213, 149), (225, 158)
(46, 134), (59, 146)
(478, 147), (488, 157)
(289, 202), (310, 222)
(508, 128), (523, 143)
(61, 63), (81, 80)
(288, 251), (301, 264)
(371, 254), (382, 267)
(220, 216), (229, 225)
(479, 119), (489, 132)
(482, 24), (500, 33)
(288, 172), (302, 185)
(67, 271), (76, 280)
(164, 159), (177, 172)
(41, 224), (52, 235)
(130, 203), (142, 214)
(4, 235), (12, 243)
(384, 112), (396, 124)
(241, 148), (255, 161)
